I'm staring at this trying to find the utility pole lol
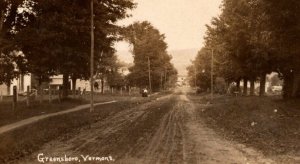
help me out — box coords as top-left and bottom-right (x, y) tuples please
(148, 57), (152, 92)
(160, 72), (163, 91)
(194, 66), (197, 88)
(90, 0), (94, 112)
(164, 67), (167, 90)
(211, 49), (214, 103)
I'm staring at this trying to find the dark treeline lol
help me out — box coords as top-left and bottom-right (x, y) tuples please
(188, 0), (300, 99)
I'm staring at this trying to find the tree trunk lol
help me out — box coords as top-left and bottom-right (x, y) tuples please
(7, 83), (10, 95)
(283, 73), (294, 99)
(283, 74), (292, 99)
(0, 11), (4, 33)
(236, 79), (241, 93)
(259, 73), (266, 96)
(291, 70), (300, 98)
(71, 77), (77, 98)
(62, 73), (69, 99)
(250, 79), (255, 96)
(38, 79), (43, 103)
(48, 85), (52, 103)
(243, 78), (248, 96)
(101, 77), (104, 94)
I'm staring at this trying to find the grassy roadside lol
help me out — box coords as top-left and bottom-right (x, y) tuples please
(0, 98), (89, 127)
(0, 93), (165, 163)
(0, 94), (147, 127)
(194, 95), (300, 158)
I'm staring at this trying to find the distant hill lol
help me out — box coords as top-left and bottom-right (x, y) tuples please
(116, 48), (199, 76)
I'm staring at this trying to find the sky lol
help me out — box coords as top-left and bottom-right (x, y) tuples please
(115, 0), (223, 52)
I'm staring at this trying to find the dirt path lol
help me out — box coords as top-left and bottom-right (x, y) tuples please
(0, 101), (116, 135)
(179, 92), (274, 164)
(19, 88), (276, 164)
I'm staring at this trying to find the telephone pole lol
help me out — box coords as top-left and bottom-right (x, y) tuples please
(160, 72), (163, 91)
(148, 57), (152, 92)
(164, 67), (167, 90)
(90, 0), (94, 112)
(211, 49), (214, 103)
(194, 66), (197, 88)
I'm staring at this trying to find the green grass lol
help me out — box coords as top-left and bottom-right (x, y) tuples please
(196, 96), (300, 156)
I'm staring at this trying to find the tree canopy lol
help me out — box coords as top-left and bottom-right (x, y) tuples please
(123, 21), (177, 91)
(0, 0), (34, 85)
(188, 0), (300, 98)
(0, 0), (135, 97)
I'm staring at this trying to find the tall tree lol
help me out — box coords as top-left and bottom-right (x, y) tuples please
(261, 0), (300, 98)
(0, 0), (32, 86)
(195, 0), (278, 96)
(15, 0), (135, 98)
(123, 21), (177, 91)
(187, 48), (213, 90)
(96, 51), (120, 93)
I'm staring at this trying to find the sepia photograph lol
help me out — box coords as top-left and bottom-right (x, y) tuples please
(0, 0), (299, 163)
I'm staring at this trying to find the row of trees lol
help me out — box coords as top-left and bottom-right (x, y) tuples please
(188, 0), (300, 98)
(123, 21), (178, 92)
(0, 0), (135, 98)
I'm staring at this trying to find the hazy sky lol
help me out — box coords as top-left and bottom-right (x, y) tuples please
(115, 0), (223, 51)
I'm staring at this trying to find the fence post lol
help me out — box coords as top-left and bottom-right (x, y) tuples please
(83, 88), (86, 99)
(12, 86), (17, 110)
(58, 86), (62, 103)
(26, 85), (30, 107)
(129, 86), (131, 95)
(39, 86), (43, 104)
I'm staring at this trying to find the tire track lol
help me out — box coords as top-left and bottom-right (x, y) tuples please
(140, 98), (185, 164)
(19, 95), (172, 164)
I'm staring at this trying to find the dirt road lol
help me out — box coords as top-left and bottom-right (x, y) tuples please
(20, 87), (275, 164)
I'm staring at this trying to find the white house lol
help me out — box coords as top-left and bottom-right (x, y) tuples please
(0, 74), (32, 96)
(49, 75), (95, 92)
